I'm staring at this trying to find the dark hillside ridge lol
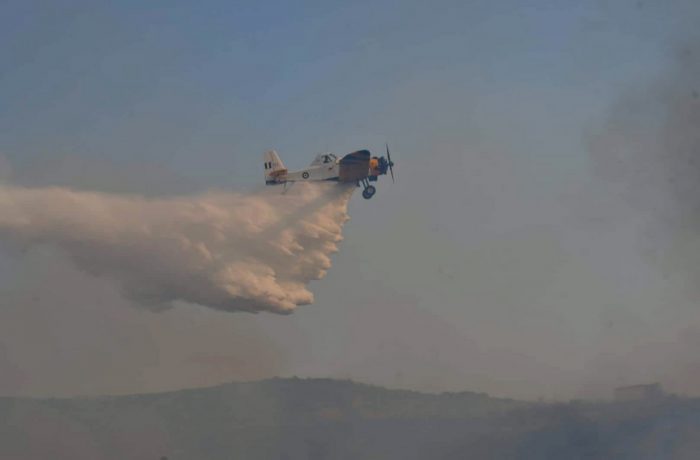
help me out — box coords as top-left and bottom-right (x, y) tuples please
(0, 378), (698, 460)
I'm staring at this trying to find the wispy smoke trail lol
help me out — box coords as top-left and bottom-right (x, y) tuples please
(588, 42), (700, 279)
(0, 183), (354, 314)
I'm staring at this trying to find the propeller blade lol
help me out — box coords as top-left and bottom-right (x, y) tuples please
(386, 143), (395, 183)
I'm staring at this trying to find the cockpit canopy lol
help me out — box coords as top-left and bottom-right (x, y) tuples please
(310, 153), (338, 166)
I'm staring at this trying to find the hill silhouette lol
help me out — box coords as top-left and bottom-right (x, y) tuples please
(1, 378), (699, 459)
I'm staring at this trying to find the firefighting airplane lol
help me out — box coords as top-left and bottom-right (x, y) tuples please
(263, 145), (395, 199)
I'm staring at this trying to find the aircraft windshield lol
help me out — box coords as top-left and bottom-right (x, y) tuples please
(310, 153), (338, 166)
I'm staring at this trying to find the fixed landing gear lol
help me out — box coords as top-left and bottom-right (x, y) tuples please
(359, 179), (376, 200)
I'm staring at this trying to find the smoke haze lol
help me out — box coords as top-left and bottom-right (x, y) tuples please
(589, 40), (700, 295)
(575, 39), (700, 396)
(0, 183), (353, 314)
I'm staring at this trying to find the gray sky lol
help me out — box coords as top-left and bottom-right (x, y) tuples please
(2, 0), (700, 400)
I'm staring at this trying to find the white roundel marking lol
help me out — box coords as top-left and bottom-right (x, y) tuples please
(302, 171), (310, 179)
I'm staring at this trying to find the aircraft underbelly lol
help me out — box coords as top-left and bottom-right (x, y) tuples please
(339, 164), (369, 182)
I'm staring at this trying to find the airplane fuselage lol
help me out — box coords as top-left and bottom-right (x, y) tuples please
(263, 149), (393, 200)
(283, 159), (340, 183)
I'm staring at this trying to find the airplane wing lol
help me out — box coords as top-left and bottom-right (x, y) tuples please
(338, 150), (371, 183)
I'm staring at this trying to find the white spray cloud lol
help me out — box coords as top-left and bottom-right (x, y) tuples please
(0, 182), (354, 314)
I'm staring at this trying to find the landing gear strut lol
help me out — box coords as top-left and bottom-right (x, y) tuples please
(359, 179), (376, 200)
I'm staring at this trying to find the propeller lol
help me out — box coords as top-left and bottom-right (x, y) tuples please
(386, 143), (395, 183)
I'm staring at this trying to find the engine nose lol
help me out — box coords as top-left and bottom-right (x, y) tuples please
(377, 156), (389, 174)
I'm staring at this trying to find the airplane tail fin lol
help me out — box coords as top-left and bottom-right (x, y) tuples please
(263, 150), (287, 185)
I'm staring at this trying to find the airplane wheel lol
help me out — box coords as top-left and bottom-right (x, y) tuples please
(362, 185), (376, 200)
